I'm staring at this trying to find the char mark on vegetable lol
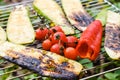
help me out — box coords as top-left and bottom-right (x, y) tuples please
(71, 12), (94, 29)
(105, 23), (120, 52)
(2, 44), (79, 80)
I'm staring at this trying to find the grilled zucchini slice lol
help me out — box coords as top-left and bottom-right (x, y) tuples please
(7, 5), (35, 44)
(61, 0), (93, 31)
(104, 11), (120, 60)
(33, 0), (74, 35)
(0, 41), (83, 79)
(0, 27), (6, 43)
(95, 9), (108, 26)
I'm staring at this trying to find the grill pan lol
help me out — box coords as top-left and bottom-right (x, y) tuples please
(0, 0), (120, 80)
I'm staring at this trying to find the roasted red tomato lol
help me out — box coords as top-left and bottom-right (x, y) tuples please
(51, 32), (67, 44)
(50, 43), (64, 55)
(64, 47), (78, 60)
(35, 28), (49, 41)
(50, 26), (64, 34)
(42, 39), (52, 50)
(66, 36), (78, 48)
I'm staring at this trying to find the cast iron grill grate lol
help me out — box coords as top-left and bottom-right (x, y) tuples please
(0, 0), (120, 80)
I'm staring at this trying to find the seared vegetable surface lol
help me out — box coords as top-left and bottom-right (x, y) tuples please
(61, 0), (93, 31)
(0, 27), (6, 43)
(0, 42), (83, 80)
(7, 5), (35, 44)
(33, 0), (74, 35)
(104, 11), (120, 60)
(76, 20), (103, 60)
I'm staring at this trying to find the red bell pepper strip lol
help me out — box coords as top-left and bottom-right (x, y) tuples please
(76, 20), (103, 60)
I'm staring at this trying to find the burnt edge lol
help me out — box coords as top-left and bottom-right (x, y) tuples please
(3, 49), (78, 80)
(70, 12), (94, 30)
(104, 23), (120, 52)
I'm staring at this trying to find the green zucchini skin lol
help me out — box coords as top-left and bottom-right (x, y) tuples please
(61, 0), (93, 31)
(104, 11), (120, 60)
(7, 5), (35, 44)
(33, 0), (75, 35)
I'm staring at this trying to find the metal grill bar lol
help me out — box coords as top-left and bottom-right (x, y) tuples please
(0, 0), (120, 80)
(81, 67), (120, 80)
(0, 68), (22, 76)
(8, 72), (33, 80)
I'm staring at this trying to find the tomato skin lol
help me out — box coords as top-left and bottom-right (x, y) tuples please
(50, 26), (64, 34)
(64, 47), (78, 60)
(35, 28), (49, 41)
(43, 28), (49, 38)
(50, 43), (64, 54)
(49, 34), (53, 41)
(51, 32), (67, 44)
(42, 39), (52, 50)
(66, 36), (78, 48)
(35, 28), (43, 40)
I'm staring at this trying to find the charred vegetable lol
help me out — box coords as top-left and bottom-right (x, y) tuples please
(104, 11), (120, 60)
(76, 20), (103, 60)
(33, 0), (74, 35)
(0, 41), (83, 80)
(7, 5), (35, 44)
(61, 0), (93, 31)
(0, 27), (6, 43)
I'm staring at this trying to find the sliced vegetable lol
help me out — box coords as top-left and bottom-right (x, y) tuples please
(7, 5), (35, 44)
(0, 27), (6, 43)
(95, 9), (108, 26)
(104, 11), (120, 60)
(33, 0), (74, 35)
(61, 0), (93, 31)
(76, 20), (103, 60)
(0, 41), (83, 79)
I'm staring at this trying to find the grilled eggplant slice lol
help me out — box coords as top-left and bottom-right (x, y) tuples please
(104, 11), (120, 60)
(33, 0), (74, 35)
(0, 41), (83, 79)
(61, 0), (93, 31)
(0, 27), (6, 43)
(7, 5), (35, 44)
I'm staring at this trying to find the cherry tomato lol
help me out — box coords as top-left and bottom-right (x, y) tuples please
(35, 28), (49, 41)
(64, 47), (78, 60)
(51, 32), (67, 44)
(50, 43), (64, 55)
(35, 28), (43, 40)
(50, 26), (64, 34)
(42, 39), (52, 50)
(48, 34), (53, 41)
(66, 36), (78, 48)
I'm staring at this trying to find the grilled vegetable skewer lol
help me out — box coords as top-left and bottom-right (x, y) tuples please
(7, 5), (35, 44)
(33, 0), (74, 35)
(61, 0), (93, 31)
(104, 11), (120, 60)
(0, 42), (83, 80)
